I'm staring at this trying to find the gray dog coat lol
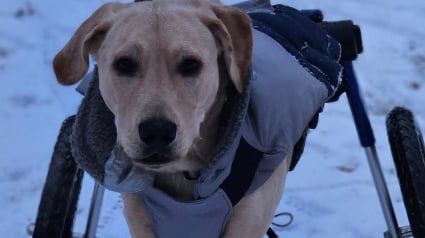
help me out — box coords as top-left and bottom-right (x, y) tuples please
(71, 6), (342, 238)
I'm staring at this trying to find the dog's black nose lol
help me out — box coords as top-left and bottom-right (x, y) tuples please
(138, 118), (177, 149)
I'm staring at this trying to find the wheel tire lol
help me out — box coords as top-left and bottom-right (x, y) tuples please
(386, 107), (425, 237)
(33, 116), (84, 238)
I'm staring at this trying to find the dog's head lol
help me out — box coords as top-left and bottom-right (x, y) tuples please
(54, 0), (252, 172)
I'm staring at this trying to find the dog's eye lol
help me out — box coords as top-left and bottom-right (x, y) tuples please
(177, 58), (202, 77)
(113, 57), (138, 76)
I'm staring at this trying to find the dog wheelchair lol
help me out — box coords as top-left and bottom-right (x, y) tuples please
(29, 0), (425, 237)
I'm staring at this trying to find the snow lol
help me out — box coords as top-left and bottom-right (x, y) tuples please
(0, 0), (424, 237)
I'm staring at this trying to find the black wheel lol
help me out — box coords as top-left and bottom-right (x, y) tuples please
(33, 116), (84, 238)
(386, 107), (425, 237)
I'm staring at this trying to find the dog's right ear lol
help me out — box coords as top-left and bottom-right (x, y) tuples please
(53, 3), (125, 85)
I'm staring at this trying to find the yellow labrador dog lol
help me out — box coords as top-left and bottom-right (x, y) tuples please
(53, 0), (295, 237)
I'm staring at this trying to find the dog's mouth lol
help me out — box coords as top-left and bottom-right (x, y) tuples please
(134, 153), (174, 169)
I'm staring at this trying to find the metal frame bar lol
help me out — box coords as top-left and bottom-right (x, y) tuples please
(83, 183), (105, 238)
(343, 61), (401, 238)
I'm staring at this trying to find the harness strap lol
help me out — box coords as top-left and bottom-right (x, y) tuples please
(219, 139), (291, 238)
(219, 138), (263, 206)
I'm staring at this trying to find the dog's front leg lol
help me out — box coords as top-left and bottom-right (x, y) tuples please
(221, 152), (292, 238)
(122, 193), (156, 238)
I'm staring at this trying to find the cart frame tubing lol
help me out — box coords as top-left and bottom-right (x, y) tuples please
(84, 183), (105, 238)
(343, 61), (401, 238)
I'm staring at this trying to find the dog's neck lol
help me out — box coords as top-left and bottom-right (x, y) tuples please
(153, 58), (231, 201)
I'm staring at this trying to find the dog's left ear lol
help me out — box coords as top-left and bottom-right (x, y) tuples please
(206, 5), (253, 93)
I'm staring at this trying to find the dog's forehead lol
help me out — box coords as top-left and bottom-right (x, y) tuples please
(105, 2), (217, 57)
(116, 1), (212, 31)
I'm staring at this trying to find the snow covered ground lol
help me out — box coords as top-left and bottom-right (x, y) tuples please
(0, 0), (424, 237)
